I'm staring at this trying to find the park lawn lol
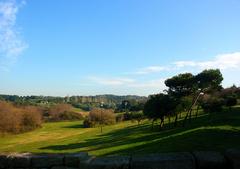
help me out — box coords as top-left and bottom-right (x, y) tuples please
(0, 107), (239, 156)
(71, 107), (89, 117)
(71, 107), (85, 113)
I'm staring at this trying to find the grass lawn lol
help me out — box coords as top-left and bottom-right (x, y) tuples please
(71, 107), (85, 113)
(0, 107), (239, 156)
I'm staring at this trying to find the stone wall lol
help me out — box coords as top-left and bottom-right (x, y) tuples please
(0, 149), (239, 169)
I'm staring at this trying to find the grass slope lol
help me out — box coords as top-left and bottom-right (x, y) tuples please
(0, 107), (239, 156)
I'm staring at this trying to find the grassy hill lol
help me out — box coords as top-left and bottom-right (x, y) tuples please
(0, 107), (239, 156)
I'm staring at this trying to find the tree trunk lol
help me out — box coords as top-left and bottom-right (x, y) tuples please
(168, 116), (171, 128)
(160, 118), (164, 129)
(195, 105), (200, 118)
(183, 112), (188, 127)
(183, 94), (197, 127)
(151, 119), (155, 130)
(174, 113), (178, 127)
(189, 109), (192, 123)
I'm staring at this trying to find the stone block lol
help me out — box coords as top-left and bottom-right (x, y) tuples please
(0, 154), (8, 169)
(64, 152), (89, 167)
(131, 152), (195, 169)
(51, 166), (78, 169)
(193, 151), (226, 169)
(225, 149), (240, 169)
(8, 153), (31, 168)
(31, 154), (64, 168)
(80, 156), (130, 169)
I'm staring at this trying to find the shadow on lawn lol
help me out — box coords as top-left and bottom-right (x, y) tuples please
(62, 124), (84, 129)
(40, 108), (240, 156)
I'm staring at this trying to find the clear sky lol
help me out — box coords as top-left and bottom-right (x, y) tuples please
(0, 0), (240, 96)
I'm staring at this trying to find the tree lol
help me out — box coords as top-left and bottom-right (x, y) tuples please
(129, 101), (145, 111)
(83, 108), (115, 132)
(128, 111), (145, 125)
(165, 73), (198, 126)
(195, 69), (223, 91)
(143, 94), (177, 129)
(119, 100), (131, 112)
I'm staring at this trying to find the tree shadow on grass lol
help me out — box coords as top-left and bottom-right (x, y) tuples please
(40, 126), (240, 156)
(40, 108), (240, 156)
(62, 124), (84, 129)
(101, 128), (240, 156)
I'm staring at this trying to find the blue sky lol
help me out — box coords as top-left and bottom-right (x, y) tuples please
(0, 0), (240, 96)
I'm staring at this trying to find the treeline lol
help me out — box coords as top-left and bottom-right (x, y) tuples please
(0, 94), (147, 111)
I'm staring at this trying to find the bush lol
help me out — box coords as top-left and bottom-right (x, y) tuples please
(0, 101), (21, 133)
(21, 106), (42, 131)
(83, 118), (95, 128)
(200, 95), (224, 113)
(225, 96), (237, 110)
(58, 111), (83, 121)
(0, 101), (43, 134)
(47, 103), (82, 121)
(83, 108), (115, 128)
(130, 111), (145, 124)
(122, 111), (145, 124)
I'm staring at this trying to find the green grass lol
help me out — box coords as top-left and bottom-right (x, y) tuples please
(71, 107), (86, 113)
(0, 107), (240, 156)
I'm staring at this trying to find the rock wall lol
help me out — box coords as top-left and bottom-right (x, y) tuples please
(0, 149), (239, 169)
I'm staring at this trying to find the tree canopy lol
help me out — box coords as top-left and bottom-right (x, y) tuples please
(195, 69), (223, 91)
(165, 73), (196, 98)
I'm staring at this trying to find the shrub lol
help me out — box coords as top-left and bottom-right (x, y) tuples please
(0, 101), (43, 134)
(123, 111), (144, 121)
(59, 111), (83, 121)
(200, 95), (224, 113)
(83, 118), (95, 128)
(21, 106), (42, 131)
(130, 111), (145, 124)
(83, 108), (115, 128)
(0, 101), (22, 133)
(225, 96), (237, 110)
(122, 111), (145, 124)
(47, 103), (82, 121)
